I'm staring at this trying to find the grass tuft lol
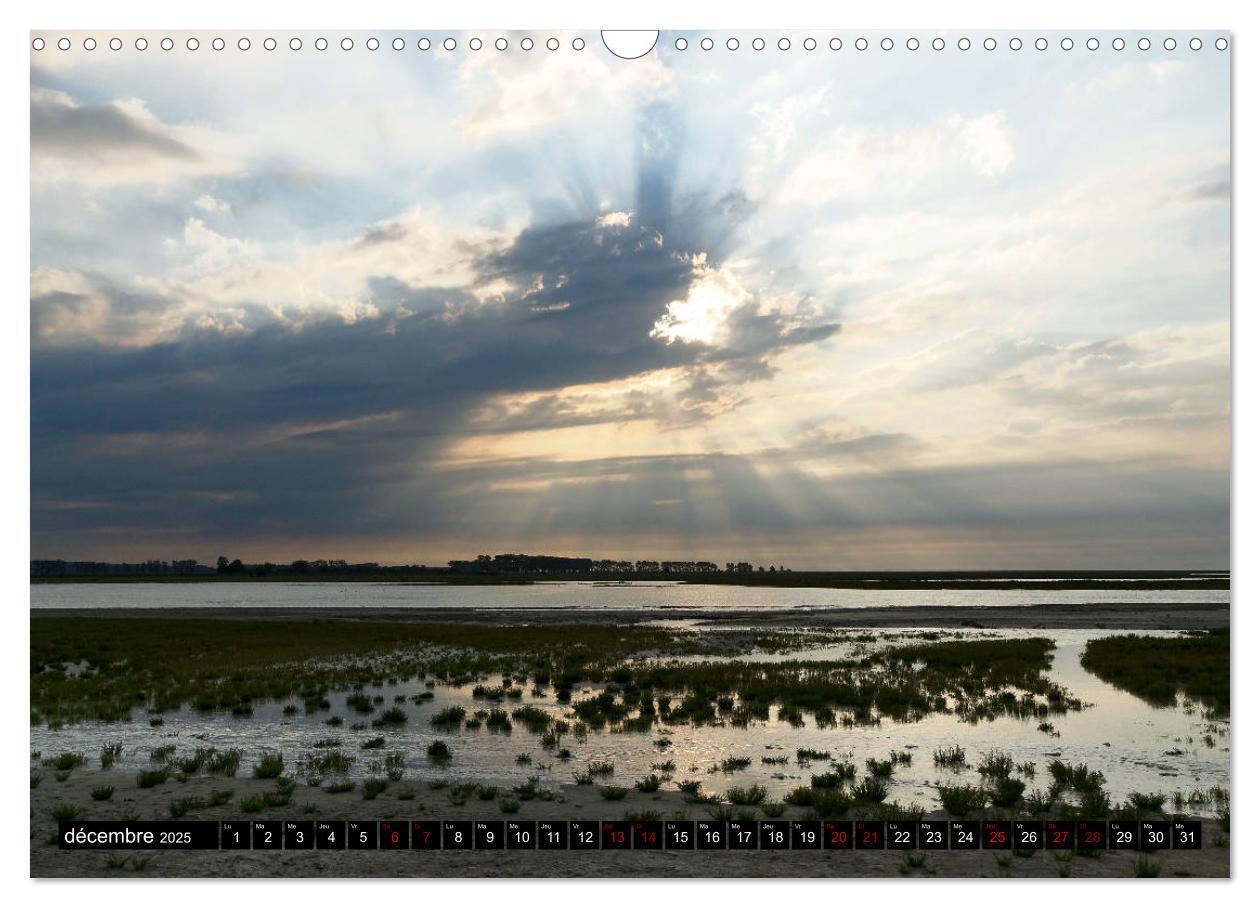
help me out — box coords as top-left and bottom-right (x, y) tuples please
(252, 752), (284, 779)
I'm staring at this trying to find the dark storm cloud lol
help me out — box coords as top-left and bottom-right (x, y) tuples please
(31, 91), (197, 161)
(30, 103), (842, 553)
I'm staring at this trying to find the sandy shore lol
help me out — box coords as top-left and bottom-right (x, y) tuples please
(31, 770), (1228, 879)
(31, 601), (1229, 630)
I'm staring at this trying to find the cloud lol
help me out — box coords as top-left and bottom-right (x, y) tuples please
(30, 87), (234, 185)
(651, 257), (749, 345)
(178, 217), (258, 273)
(949, 111), (1015, 178)
(193, 194), (232, 216)
(596, 210), (633, 229)
(30, 269), (175, 348)
(754, 110), (1016, 207)
(27, 40), (1229, 567)
(455, 35), (674, 141)
(31, 118), (839, 554)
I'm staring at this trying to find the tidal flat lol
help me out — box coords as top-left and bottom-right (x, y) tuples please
(30, 607), (1229, 878)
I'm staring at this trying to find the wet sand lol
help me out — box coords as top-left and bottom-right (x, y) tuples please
(32, 601), (1229, 630)
(31, 770), (1228, 878)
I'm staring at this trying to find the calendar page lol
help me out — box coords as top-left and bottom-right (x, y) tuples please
(29, 27), (1230, 881)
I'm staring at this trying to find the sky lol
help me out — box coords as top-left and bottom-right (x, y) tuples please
(28, 30), (1231, 569)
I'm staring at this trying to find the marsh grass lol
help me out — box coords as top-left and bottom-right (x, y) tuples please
(31, 771), (43, 788)
(385, 751), (405, 781)
(242, 780), (294, 812)
(1126, 792), (1167, 813)
(252, 753), (284, 779)
(634, 775), (663, 793)
(175, 748), (214, 775)
(938, 784), (987, 816)
(100, 742), (123, 769)
(323, 781), (355, 794)
(372, 707), (407, 727)
(430, 706), (466, 727)
(299, 749), (355, 777)
(1081, 629), (1228, 713)
(726, 784), (767, 806)
(810, 770), (849, 789)
(933, 745), (967, 768)
(510, 705), (552, 734)
(426, 740), (451, 761)
(851, 776), (889, 804)
(485, 708), (513, 732)
(33, 618), (1079, 747)
(42, 752), (85, 772)
(1048, 760), (1105, 793)
(796, 748), (830, 763)
(51, 804), (85, 821)
(718, 756), (752, 773)
(1024, 788), (1056, 814)
(136, 768), (170, 788)
(207, 749), (241, 776)
(499, 797), (521, 814)
(362, 778), (389, 800)
(1078, 789), (1111, 818)
(512, 776), (553, 802)
(599, 786), (629, 800)
(91, 785), (115, 801)
(977, 751), (1015, 779)
(865, 758), (894, 779)
(990, 777), (1026, 808)
(169, 796), (209, 817)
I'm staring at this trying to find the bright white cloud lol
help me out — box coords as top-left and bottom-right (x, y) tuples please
(651, 257), (750, 346)
(193, 194), (232, 216)
(596, 211), (633, 229)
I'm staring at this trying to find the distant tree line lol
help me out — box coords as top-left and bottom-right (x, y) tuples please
(214, 557), (433, 577)
(446, 554), (783, 574)
(32, 553), (789, 579)
(31, 559), (213, 577)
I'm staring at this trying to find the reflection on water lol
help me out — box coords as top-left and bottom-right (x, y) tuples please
(30, 627), (1229, 813)
(30, 580), (1228, 611)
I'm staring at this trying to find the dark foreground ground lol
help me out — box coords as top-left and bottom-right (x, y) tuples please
(31, 774), (1229, 879)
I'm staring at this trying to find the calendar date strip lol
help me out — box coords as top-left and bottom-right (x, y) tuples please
(59, 818), (1202, 851)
